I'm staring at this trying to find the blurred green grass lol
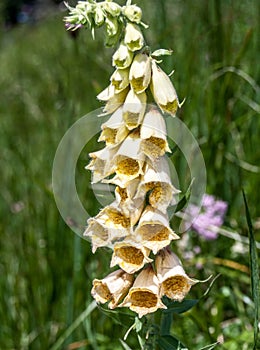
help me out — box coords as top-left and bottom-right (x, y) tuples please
(0, 1), (259, 349)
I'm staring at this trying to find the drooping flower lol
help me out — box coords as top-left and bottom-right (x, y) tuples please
(110, 239), (152, 274)
(86, 145), (119, 183)
(156, 248), (198, 302)
(129, 53), (151, 94)
(112, 43), (134, 69)
(135, 157), (180, 213)
(135, 205), (179, 254)
(109, 133), (146, 184)
(98, 107), (129, 145)
(84, 202), (132, 252)
(123, 89), (147, 129)
(120, 265), (166, 317)
(110, 68), (130, 93)
(140, 107), (171, 159)
(124, 22), (144, 52)
(150, 60), (180, 116)
(91, 269), (134, 309)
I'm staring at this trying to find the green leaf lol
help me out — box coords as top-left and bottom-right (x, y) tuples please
(163, 299), (198, 314)
(174, 178), (194, 214)
(243, 190), (259, 350)
(157, 335), (187, 350)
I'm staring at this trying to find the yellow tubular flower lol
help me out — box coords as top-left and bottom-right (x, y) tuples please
(110, 68), (130, 93)
(135, 157), (180, 213)
(129, 53), (151, 94)
(111, 239), (152, 274)
(124, 22), (144, 52)
(109, 134), (146, 184)
(120, 265), (166, 318)
(150, 60), (180, 116)
(135, 205), (179, 254)
(91, 269), (134, 309)
(123, 89), (147, 129)
(86, 145), (119, 183)
(140, 107), (171, 159)
(98, 107), (129, 145)
(156, 248), (198, 302)
(112, 43), (134, 69)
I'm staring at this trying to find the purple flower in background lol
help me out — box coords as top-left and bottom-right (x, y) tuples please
(186, 194), (228, 240)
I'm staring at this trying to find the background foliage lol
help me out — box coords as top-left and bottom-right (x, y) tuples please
(0, 0), (259, 349)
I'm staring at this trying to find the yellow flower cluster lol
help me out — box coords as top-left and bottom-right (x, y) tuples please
(82, 4), (197, 318)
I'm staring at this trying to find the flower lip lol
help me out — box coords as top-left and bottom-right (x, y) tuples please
(111, 239), (152, 274)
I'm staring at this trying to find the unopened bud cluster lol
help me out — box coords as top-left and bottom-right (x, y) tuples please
(65, 0), (198, 318)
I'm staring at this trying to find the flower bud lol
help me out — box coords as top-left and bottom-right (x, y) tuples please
(156, 248), (198, 301)
(112, 43), (134, 69)
(92, 269), (134, 309)
(94, 5), (105, 26)
(122, 5), (142, 23)
(150, 60), (180, 116)
(120, 265), (166, 317)
(129, 53), (151, 94)
(105, 16), (118, 37)
(111, 239), (152, 274)
(124, 23), (144, 52)
(102, 1), (121, 17)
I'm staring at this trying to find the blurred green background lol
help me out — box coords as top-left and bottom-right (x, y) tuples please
(0, 0), (259, 349)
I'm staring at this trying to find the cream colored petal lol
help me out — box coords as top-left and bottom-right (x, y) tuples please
(91, 269), (134, 308)
(134, 157), (180, 213)
(120, 265), (166, 317)
(102, 87), (129, 115)
(124, 23), (144, 52)
(97, 84), (116, 102)
(112, 43), (134, 69)
(150, 60), (180, 116)
(86, 145), (119, 183)
(110, 68), (130, 93)
(123, 89), (147, 130)
(111, 239), (152, 274)
(156, 248), (198, 301)
(122, 4), (142, 23)
(98, 107), (129, 144)
(83, 220), (111, 253)
(140, 107), (171, 158)
(134, 206), (179, 254)
(129, 53), (151, 93)
(111, 136), (146, 183)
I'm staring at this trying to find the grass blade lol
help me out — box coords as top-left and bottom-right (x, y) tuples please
(242, 190), (259, 349)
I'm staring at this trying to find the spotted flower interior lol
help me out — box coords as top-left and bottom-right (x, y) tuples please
(65, 0), (199, 319)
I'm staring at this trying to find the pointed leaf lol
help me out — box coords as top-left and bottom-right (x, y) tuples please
(157, 335), (187, 350)
(152, 49), (173, 57)
(163, 299), (198, 314)
(243, 190), (259, 350)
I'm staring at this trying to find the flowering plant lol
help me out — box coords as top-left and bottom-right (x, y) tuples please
(64, 1), (214, 348)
